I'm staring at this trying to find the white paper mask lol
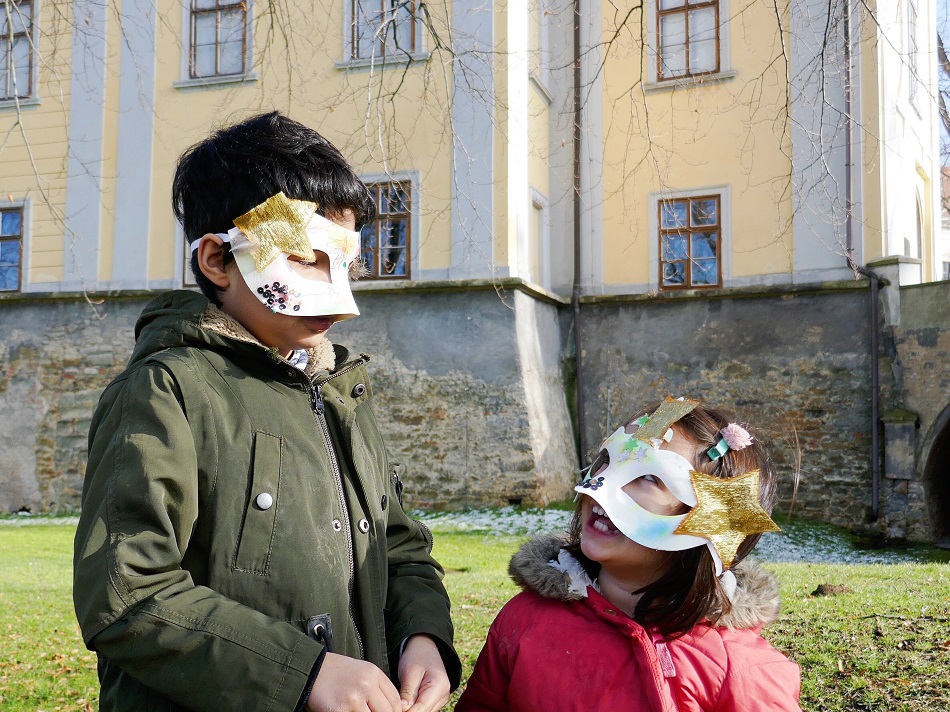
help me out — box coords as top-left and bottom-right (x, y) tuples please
(575, 425), (724, 574)
(192, 194), (361, 321)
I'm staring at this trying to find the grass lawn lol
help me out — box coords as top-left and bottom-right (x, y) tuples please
(1, 523), (948, 711)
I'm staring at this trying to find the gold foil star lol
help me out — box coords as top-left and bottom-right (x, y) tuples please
(674, 469), (780, 569)
(635, 397), (700, 441)
(233, 192), (317, 271)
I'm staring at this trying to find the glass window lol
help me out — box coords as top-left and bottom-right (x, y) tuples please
(1, 0), (33, 99)
(360, 181), (411, 279)
(658, 195), (721, 289)
(351, 0), (416, 60)
(657, 0), (718, 80)
(190, 0), (248, 78)
(0, 207), (23, 291)
(907, 0), (918, 107)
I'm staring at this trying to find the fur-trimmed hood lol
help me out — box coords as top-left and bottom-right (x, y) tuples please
(130, 290), (338, 377)
(509, 535), (781, 630)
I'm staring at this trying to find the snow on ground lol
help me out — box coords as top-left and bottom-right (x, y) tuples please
(414, 507), (947, 565)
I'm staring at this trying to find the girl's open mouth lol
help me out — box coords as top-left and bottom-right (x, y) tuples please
(588, 504), (621, 535)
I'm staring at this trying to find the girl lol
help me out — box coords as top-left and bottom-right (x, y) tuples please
(456, 397), (801, 712)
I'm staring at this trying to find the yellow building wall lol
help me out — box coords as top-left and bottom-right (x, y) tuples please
(146, 0), (457, 283)
(0, 3), (73, 285)
(599, 0), (794, 287)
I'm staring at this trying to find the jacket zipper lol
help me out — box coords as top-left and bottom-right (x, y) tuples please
(309, 380), (364, 659)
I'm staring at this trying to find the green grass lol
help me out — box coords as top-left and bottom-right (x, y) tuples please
(1, 524), (948, 711)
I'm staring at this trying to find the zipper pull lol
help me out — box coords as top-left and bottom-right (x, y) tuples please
(310, 385), (325, 414)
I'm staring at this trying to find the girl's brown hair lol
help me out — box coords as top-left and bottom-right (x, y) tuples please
(565, 401), (777, 638)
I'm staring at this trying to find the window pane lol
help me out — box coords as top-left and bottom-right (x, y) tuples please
(219, 8), (245, 44)
(380, 247), (406, 276)
(387, 184), (408, 213)
(360, 223), (377, 252)
(690, 232), (717, 259)
(662, 233), (688, 261)
(12, 36), (29, 94)
(383, 219), (407, 249)
(659, 0), (685, 8)
(354, 0), (382, 59)
(390, 0), (413, 53)
(689, 38), (716, 73)
(660, 200), (687, 229)
(0, 45), (9, 99)
(690, 198), (717, 226)
(689, 6), (716, 42)
(0, 240), (20, 290)
(218, 40), (244, 74)
(662, 260), (685, 286)
(193, 44), (216, 76)
(1, 210), (21, 236)
(660, 43), (686, 77)
(9, 4), (30, 35)
(660, 13), (686, 47)
(194, 13), (216, 46)
(691, 258), (718, 285)
(193, 0), (217, 9)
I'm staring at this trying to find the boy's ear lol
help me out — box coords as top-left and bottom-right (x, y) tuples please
(195, 234), (232, 289)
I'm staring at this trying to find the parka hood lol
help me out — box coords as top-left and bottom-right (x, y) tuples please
(129, 290), (339, 377)
(509, 535), (781, 630)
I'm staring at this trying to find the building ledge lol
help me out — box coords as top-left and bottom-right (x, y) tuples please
(579, 278), (870, 305)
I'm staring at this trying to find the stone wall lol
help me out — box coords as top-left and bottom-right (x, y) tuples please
(0, 283), (578, 513)
(576, 283), (877, 528)
(1, 276), (948, 543)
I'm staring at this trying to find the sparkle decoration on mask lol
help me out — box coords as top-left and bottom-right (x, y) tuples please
(674, 469), (780, 569)
(233, 192), (317, 271)
(634, 397), (700, 441)
(256, 281), (303, 313)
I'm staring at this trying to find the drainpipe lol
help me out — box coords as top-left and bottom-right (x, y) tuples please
(571, 0), (588, 464)
(843, 0), (881, 520)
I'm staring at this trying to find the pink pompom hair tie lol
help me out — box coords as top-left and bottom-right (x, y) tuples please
(707, 423), (753, 461)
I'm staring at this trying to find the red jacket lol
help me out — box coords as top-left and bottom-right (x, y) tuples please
(456, 537), (801, 712)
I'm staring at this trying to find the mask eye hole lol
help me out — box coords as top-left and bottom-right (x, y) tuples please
(588, 450), (609, 478)
(288, 250), (332, 283)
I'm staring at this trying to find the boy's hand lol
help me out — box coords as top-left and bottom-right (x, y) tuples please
(397, 635), (450, 712)
(307, 652), (403, 712)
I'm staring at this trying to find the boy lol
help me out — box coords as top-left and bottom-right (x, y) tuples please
(73, 112), (460, 712)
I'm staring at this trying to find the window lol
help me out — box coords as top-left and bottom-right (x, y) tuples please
(907, 2), (920, 106)
(943, 262), (950, 281)
(360, 182), (410, 279)
(0, 207), (23, 291)
(658, 195), (721, 289)
(190, 0), (248, 78)
(351, 0), (416, 60)
(1, 0), (33, 99)
(656, 0), (719, 80)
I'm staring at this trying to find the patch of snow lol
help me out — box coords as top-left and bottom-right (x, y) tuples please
(413, 508), (945, 564)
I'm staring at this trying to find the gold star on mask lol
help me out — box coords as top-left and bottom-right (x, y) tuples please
(635, 397), (700, 441)
(233, 192), (317, 271)
(674, 469), (780, 569)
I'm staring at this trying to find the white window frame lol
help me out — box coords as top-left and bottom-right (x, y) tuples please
(643, 0), (735, 93)
(648, 185), (731, 292)
(174, 0), (258, 89)
(356, 172), (420, 281)
(338, 0), (429, 70)
(906, 0), (919, 111)
(0, 0), (41, 109)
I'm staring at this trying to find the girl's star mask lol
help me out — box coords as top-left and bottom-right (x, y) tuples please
(575, 398), (779, 574)
(192, 192), (361, 320)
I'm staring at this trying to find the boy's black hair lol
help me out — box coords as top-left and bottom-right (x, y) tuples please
(173, 111), (377, 304)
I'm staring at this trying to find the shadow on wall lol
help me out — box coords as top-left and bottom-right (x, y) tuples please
(923, 404), (950, 548)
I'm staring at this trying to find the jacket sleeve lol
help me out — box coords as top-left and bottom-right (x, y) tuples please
(381, 463), (463, 689)
(454, 610), (513, 712)
(73, 362), (324, 712)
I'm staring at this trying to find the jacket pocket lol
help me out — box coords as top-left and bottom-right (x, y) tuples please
(234, 431), (282, 575)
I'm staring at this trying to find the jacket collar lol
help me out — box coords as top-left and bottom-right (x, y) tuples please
(198, 303), (337, 377)
(508, 534), (782, 630)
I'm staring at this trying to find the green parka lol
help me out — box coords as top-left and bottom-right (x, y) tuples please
(73, 290), (460, 711)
